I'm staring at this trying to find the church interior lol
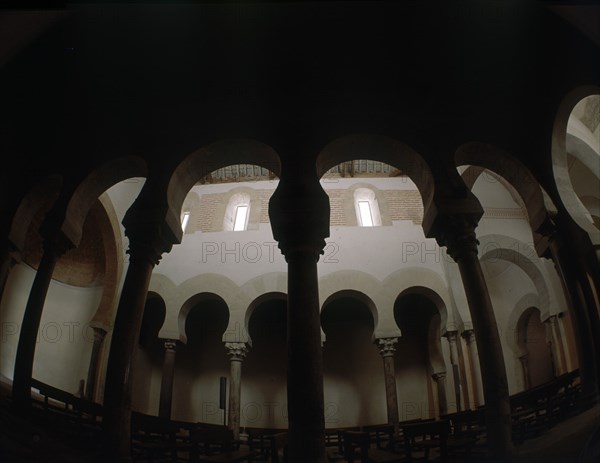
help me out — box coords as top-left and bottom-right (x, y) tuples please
(0, 1), (599, 462)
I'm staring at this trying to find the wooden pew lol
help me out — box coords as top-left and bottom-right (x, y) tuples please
(31, 378), (103, 432)
(361, 423), (395, 450)
(131, 412), (191, 463)
(341, 430), (406, 463)
(189, 427), (257, 463)
(245, 426), (285, 460)
(400, 419), (451, 462)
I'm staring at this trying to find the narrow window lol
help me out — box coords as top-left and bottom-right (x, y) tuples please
(233, 205), (249, 231)
(181, 211), (191, 232)
(358, 201), (373, 227)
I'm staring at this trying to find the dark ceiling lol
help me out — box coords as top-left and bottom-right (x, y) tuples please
(0, 1), (598, 194)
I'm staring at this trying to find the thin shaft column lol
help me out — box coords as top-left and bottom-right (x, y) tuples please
(269, 175), (329, 463)
(432, 371), (448, 416)
(519, 354), (531, 390)
(12, 229), (70, 410)
(102, 215), (173, 463)
(444, 331), (462, 411)
(225, 342), (250, 440)
(547, 315), (566, 375)
(85, 327), (107, 401)
(462, 329), (484, 407)
(547, 233), (599, 397)
(375, 337), (400, 426)
(158, 340), (178, 419)
(438, 217), (514, 462)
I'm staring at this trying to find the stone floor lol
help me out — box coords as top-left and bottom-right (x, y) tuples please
(513, 403), (600, 463)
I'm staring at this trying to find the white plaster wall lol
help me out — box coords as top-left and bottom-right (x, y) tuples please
(0, 263), (102, 394)
(171, 341), (230, 426)
(395, 336), (431, 420)
(131, 344), (162, 415)
(322, 321), (387, 428)
(0, 264), (30, 381)
(481, 259), (537, 394)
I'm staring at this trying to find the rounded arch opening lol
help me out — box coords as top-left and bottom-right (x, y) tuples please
(316, 134), (434, 227)
(178, 292), (230, 345)
(552, 87), (600, 244)
(516, 307), (554, 389)
(243, 293), (288, 429)
(321, 290), (384, 427)
(167, 139), (282, 235)
(455, 142), (552, 233)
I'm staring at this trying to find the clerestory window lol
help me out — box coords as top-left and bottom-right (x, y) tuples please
(233, 205), (249, 231)
(354, 188), (381, 227)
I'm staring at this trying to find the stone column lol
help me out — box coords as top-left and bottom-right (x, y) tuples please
(432, 371), (448, 416)
(518, 354), (531, 390)
(546, 231), (599, 397)
(85, 327), (108, 402)
(444, 331), (462, 411)
(437, 215), (513, 462)
(375, 337), (400, 426)
(269, 175), (329, 463)
(158, 339), (178, 419)
(12, 226), (71, 410)
(547, 316), (566, 376)
(101, 212), (173, 463)
(225, 341), (250, 440)
(462, 329), (484, 407)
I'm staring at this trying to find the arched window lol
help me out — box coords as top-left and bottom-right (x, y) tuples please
(223, 193), (251, 231)
(353, 188), (381, 227)
(181, 211), (191, 232)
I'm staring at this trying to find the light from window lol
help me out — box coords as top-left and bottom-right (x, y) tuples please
(181, 212), (191, 232)
(233, 205), (249, 231)
(358, 201), (373, 227)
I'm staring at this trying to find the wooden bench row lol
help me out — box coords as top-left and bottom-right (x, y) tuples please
(31, 378), (103, 432)
(132, 413), (288, 462)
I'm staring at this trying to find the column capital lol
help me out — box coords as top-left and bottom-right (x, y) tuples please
(461, 329), (476, 344)
(122, 194), (176, 266)
(375, 337), (398, 358)
(432, 371), (447, 382)
(163, 339), (178, 352)
(124, 219), (174, 265)
(92, 327), (108, 343)
(225, 342), (250, 361)
(434, 214), (480, 262)
(268, 177), (330, 260)
(443, 330), (459, 342)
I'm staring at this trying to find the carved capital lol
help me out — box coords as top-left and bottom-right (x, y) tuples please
(122, 196), (176, 266)
(444, 330), (458, 343)
(375, 337), (398, 358)
(545, 314), (558, 327)
(432, 371), (447, 382)
(268, 178), (330, 260)
(225, 342), (250, 362)
(435, 214), (480, 262)
(461, 329), (476, 345)
(92, 327), (108, 343)
(164, 339), (178, 352)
